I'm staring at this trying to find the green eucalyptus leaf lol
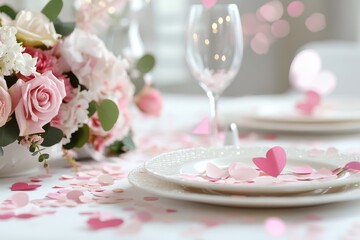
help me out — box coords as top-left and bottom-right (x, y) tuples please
(136, 54), (155, 74)
(0, 117), (19, 147)
(63, 124), (90, 149)
(0, 5), (16, 20)
(42, 0), (63, 22)
(66, 71), (79, 88)
(54, 19), (75, 36)
(97, 99), (119, 131)
(87, 101), (97, 117)
(122, 135), (136, 151)
(133, 77), (146, 96)
(41, 126), (63, 147)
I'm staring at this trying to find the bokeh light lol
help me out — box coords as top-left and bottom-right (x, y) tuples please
(287, 1), (304, 18)
(306, 13), (326, 32)
(257, 1), (283, 22)
(271, 19), (290, 38)
(251, 33), (270, 55)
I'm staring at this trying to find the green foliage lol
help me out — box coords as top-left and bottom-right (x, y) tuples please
(87, 101), (97, 117)
(0, 5), (16, 20)
(42, 0), (63, 22)
(0, 117), (19, 147)
(38, 153), (49, 162)
(63, 124), (90, 149)
(97, 99), (119, 131)
(136, 54), (156, 75)
(133, 77), (146, 96)
(41, 126), (63, 147)
(54, 19), (75, 37)
(106, 135), (136, 156)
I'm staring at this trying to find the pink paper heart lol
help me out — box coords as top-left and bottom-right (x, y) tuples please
(11, 192), (29, 208)
(192, 117), (210, 135)
(66, 190), (84, 203)
(206, 162), (227, 179)
(87, 217), (124, 230)
(296, 90), (321, 115)
(228, 163), (259, 181)
(252, 146), (287, 177)
(202, 0), (217, 9)
(344, 161), (360, 171)
(292, 165), (314, 175)
(10, 182), (41, 191)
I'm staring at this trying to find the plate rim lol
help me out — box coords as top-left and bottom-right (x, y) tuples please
(144, 146), (360, 194)
(129, 166), (360, 208)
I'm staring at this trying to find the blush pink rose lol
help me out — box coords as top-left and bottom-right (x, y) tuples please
(9, 71), (66, 136)
(0, 77), (12, 127)
(135, 86), (163, 117)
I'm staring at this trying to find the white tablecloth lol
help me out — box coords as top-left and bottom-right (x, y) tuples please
(0, 94), (359, 240)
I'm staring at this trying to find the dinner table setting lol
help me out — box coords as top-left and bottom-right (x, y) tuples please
(0, 0), (359, 239)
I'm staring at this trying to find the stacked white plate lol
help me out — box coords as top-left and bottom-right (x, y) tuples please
(128, 146), (360, 208)
(219, 95), (360, 134)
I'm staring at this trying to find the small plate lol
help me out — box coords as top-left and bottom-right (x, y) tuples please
(129, 167), (360, 208)
(144, 146), (360, 195)
(221, 95), (360, 123)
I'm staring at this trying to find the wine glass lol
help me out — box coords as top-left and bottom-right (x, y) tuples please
(186, 4), (243, 145)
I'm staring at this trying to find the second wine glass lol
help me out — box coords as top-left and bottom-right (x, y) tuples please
(186, 4), (243, 145)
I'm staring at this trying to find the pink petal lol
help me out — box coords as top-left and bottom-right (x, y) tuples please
(205, 162), (227, 179)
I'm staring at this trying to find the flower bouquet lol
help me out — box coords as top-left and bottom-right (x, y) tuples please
(0, 0), (162, 169)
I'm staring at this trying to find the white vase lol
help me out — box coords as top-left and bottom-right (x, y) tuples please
(0, 143), (63, 178)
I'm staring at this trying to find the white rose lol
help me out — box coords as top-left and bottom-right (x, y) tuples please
(11, 10), (60, 47)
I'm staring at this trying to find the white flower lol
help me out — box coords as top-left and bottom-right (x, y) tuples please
(57, 88), (94, 143)
(6, 10), (60, 47)
(0, 26), (36, 76)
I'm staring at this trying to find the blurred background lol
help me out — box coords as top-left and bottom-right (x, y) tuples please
(5, 0), (360, 96)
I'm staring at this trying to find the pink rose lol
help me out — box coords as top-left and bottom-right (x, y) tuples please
(9, 71), (66, 136)
(0, 77), (12, 127)
(135, 86), (163, 117)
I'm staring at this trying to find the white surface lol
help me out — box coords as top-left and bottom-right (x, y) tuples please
(144, 146), (360, 195)
(0, 94), (360, 240)
(130, 166), (360, 208)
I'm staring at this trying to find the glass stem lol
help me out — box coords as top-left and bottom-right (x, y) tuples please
(207, 91), (219, 146)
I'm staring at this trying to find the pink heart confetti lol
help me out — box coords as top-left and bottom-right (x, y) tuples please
(292, 165), (314, 175)
(143, 196), (159, 201)
(87, 217), (124, 230)
(192, 117), (210, 135)
(264, 217), (286, 237)
(11, 192), (29, 208)
(296, 90), (321, 115)
(98, 174), (114, 185)
(228, 163), (260, 181)
(10, 182), (41, 191)
(206, 162), (227, 179)
(202, 0), (217, 9)
(344, 161), (360, 171)
(66, 190), (84, 203)
(0, 212), (15, 220)
(252, 146), (287, 177)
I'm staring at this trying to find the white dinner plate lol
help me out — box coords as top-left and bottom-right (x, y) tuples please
(219, 95), (360, 134)
(221, 94), (360, 123)
(144, 146), (360, 195)
(129, 166), (360, 208)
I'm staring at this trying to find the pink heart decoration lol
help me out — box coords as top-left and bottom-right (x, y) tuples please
(192, 117), (210, 135)
(202, 0), (217, 9)
(87, 217), (124, 230)
(10, 182), (41, 191)
(11, 192), (29, 208)
(252, 146), (287, 177)
(295, 90), (321, 115)
(344, 161), (360, 171)
(0, 212), (15, 220)
(66, 190), (84, 203)
(228, 163), (260, 181)
(292, 166), (314, 175)
(206, 162), (227, 179)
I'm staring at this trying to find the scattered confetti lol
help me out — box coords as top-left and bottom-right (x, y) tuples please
(10, 182), (41, 191)
(206, 162), (228, 179)
(344, 161), (360, 171)
(87, 217), (124, 230)
(11, 192), (29, 208)
(143, 197), (159, 202)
